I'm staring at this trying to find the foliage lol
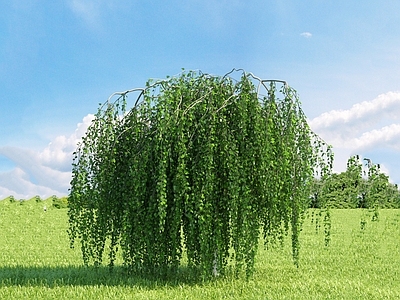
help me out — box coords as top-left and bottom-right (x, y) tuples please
(68, 69), (332, 277)
(1, 195), (69, 209)
(52, 196), (69, 209)
(362, 163), (400, 208)
(311, 155), (400, 209)
(1, 201), (400, 299)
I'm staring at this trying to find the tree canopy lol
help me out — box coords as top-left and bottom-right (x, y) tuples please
(68, 70), (332, 278)
(310, 155), (400, 209)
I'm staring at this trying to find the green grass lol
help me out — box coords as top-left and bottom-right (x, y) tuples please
(0, 199), (399, 299)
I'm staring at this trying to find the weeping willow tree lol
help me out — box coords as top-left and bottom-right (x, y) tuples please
(68, 69), (333, 278)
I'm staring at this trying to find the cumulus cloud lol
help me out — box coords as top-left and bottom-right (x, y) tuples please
(68, 0), (102, 26)
(0, 114), (94, 199)
(352, 124), (400, 152)
(39, 114), (95, 172)
(0, 168), (60, 200)
(68, 0), (126, 28)
(309, 91), (400, 180)
(310, 91), (400, 133)
(309, 91), (400, 151)
(300, 32), (312, 38)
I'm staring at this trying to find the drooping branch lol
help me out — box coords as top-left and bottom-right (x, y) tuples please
(68, 69), (332, 277)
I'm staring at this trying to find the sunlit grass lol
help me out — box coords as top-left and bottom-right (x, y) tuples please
(1, 199), (399, 299)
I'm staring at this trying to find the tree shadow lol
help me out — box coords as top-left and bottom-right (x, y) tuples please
(0, 265), (211, 288)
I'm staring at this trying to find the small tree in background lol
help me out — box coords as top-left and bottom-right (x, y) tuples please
(363, 162), (399, 209)
(310, 155), (400, 209)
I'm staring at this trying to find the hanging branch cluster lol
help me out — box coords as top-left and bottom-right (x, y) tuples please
(68, 70), (332, 278)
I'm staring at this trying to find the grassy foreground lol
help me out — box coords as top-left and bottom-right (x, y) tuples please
(0, 199), (399, 299)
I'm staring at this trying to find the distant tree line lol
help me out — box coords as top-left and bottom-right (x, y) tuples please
(309, 155), (400, 209)
(5, 195), (68, 209)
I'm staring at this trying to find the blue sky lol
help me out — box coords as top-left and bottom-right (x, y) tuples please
(1, 0), (400, 198)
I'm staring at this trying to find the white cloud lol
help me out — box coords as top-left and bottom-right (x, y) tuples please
(68, 0), (101, 26)
(0, 114), (94, 199)
(300, 32), (312, 38)
(39, 114), (95, 172)
(310, 91), (400, 134)
(352, 124), (400, 152)
(0, 168), (60, 200)
(309, 91), (400, 150)
(67, 0), (126, 28)
(309, 91), (400, 181)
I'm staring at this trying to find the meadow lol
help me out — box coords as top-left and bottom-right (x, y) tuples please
(0, 199), (399, 299)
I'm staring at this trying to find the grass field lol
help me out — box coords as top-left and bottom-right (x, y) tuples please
(0, 199), (399, 299)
